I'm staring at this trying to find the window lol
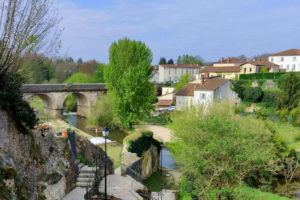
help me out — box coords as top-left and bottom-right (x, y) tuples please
(244, 68), (246, 73)
(281, 57), (284, 62)
(201, 93), (206, 99)
(169, 68), (170, 74)
(175, 68), (177, 74)
(249, 67), (252, 72)
(174, 76), (178, 82)
(168, 76), (171, 81)
(271, 58), (274, 62)
(292, 64), (296, 71)
(287, 64), (290, 71)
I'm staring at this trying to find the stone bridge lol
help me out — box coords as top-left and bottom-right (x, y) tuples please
(22, 84), (106, 118)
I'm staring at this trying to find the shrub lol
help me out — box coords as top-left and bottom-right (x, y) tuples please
(280, 109), (289, 122)
(0, 73), (38, 129)
(244, 87), (263, 103)
(290, 104), (300, 127)
(262, 90), (279, 108)
(169, 103), (278, 199)
(240, 72), (286, 80)
(231, 80), (249, 100)
(127, 131), (161, 157)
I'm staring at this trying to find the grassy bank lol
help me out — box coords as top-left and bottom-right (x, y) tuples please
(27, 96), (44, 112)
(273, 122), (300, 152)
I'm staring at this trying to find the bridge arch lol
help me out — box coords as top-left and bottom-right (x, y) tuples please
(60, 92), (91, 117)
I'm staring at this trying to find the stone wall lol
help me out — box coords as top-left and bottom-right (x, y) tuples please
(0, 109), (113, 200)
(121, 143), (160, 180)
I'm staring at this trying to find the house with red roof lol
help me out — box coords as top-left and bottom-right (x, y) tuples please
(268, 49), (300, 72)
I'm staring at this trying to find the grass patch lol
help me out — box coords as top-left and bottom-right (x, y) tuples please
(106, 145), (122, 169)
(27, 96), (44, 112)
(123, 131), (142, 144)
(234, 185), (292, 200)
(143, 172), (175, 192)
(272, 122), (300, 151)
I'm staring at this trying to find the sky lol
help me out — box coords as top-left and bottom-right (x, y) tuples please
(57, 0), (300, 64)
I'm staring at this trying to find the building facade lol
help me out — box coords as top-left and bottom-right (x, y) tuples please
(268, 49), (300, 72)
(158, 64), (200, 83)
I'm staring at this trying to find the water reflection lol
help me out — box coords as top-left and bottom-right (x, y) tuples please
(161, 147), (176, 170)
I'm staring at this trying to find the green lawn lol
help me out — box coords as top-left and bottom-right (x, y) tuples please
(106, 145), (122, 169)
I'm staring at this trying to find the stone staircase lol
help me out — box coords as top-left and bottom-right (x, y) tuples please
(75, 161), (96, 188)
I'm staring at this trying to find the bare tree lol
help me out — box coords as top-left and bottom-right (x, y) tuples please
(0, 0), (61, 74)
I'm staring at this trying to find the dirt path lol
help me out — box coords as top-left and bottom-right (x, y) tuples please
(137, 125), (172, 143)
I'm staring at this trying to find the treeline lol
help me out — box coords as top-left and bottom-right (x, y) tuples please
(21, 54), (106, 84)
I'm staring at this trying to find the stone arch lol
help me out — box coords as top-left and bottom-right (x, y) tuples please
(24, 93), (53, 111)
(61, 92), (91, 117)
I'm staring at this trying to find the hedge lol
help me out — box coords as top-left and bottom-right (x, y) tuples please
(240, 72), (300, 80)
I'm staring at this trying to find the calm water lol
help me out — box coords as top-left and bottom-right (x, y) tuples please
(63, 112), (127, 144)
(161, 147), (176, 170)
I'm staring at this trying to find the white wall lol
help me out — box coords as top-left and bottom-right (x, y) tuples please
(193, 90), (214, 107)
(175, 96), (194, 110)
(158, 65), (199, 83)
(268, 55), (300, 72)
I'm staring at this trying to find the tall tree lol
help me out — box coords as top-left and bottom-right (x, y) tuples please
(105, 38), (156, 129)
(176, 54), (203, 66)
(93, 63), (107, 83)
(77, 58), (83, 64)
(159, 57), (167, 64)
(279, 73), (300, 110)
(167, 58), (174, 64)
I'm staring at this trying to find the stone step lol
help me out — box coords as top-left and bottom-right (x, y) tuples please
(77, 177), (93, 182)
(78, 163), (84, 169)
(78, 173), (95, 178)
(75, 159), (80, 165)
(79, 166), (96, 173)
(76, 182), (91, 187)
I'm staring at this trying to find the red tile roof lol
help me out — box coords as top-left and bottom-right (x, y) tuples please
(160, 64), (199, 69)
(248, 59), (278, 69)
(270, 49), (300, 56)
(157, 100), (173, 107)
(195, 78), (228, 91)
(176, 83), (200, 96)
(213, 57), (247, 65)
(199, 66), (241, 73)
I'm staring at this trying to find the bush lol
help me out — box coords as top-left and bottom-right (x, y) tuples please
(127, 131), (161, 157)
(240, 72), (286, 80)
(0, 73), (38, 129)
(231, 80), (248, 100)
(290, 104), (300, 127)
(280, 109), (289, 123)
(87, 94), (116, 127)
(244, 87), (263, 103)
(169, 103), (278, 199)
(262, 90), (279, 108)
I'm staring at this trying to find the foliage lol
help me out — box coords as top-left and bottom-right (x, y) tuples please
(127, 131), (162, 157)
(174, 74), (190, 91)
(87, 94), (116, 127)
(64, 73), (96, 84)
(290, 104), (300, 127)
(181, 176), (193, 200)
(143, 113), (171, 126)
(159, 57), (167, 64)
(257, 79), (265, 86)
(260, 66), (269, 73)
(93, 63), (107, 83)
(280, 109), (289, 123)
(244, 87), (263, 103)
(167, 58), (174, 64)
(105, 38), (156, 129)
(63, 94), (77, 112)
(0, 73), (38, 129)
(143, 172), (176, 192)
(278, 73), (300, 111)
(177, 54), (203, 66)
(240, 72), (286, 80)
(230, 80), (249, 100)
(262, 90), (280, 108)
(77, 58), (83, 64)
(78, 60), (99, 76)
(169, 103), (278, 199)
(28, 96), (44, 112)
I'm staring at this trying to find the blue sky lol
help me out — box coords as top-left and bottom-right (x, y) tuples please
(57, 0), (300, 64)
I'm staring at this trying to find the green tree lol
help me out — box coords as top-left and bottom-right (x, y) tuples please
(260, 66), (268, 73)
(93, 64), (107, 83)
(77, 58), (83, 64)
(159, 57), (167, 64)
(244, 87), (263, 103)
(169, 103), (277, 199)
(177, 54), (203, 66)
(278, 73), (300, 110)
(105, 38), (156, 129)
(64, 73), (95, 84)
(167, 58), (174, 64)
(231, 80), (247, 100)
(174, 74), (190, 91)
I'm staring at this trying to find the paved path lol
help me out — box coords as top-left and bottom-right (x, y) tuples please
(62, 187), (86, 200)
(151, 190), (176, 200)
(138, 125), (171, 142)
(99, 175), (145, 200)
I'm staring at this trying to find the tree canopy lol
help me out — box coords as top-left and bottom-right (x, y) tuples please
(159, 57), (167, 64)
(177, 54), (203, 66)
(174, 73), (190, 91)
(105, 38), (156, 129)
(167, 58), (174, 64)
(278, 73), (300, 110)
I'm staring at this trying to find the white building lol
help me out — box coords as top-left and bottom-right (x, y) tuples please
(268, 49), (300, 72)
(158, 64), (200, 83)
(175, 77), (238, 110)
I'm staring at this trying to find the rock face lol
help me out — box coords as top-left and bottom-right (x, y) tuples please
(121, 143), (160, 180)
(0, 109), (113, 200)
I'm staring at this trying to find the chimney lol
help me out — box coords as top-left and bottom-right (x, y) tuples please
(227, 58), (230, 63)
(201, 76), (205, 84)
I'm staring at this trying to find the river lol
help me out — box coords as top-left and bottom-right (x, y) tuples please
(63, 112), (177, 170)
